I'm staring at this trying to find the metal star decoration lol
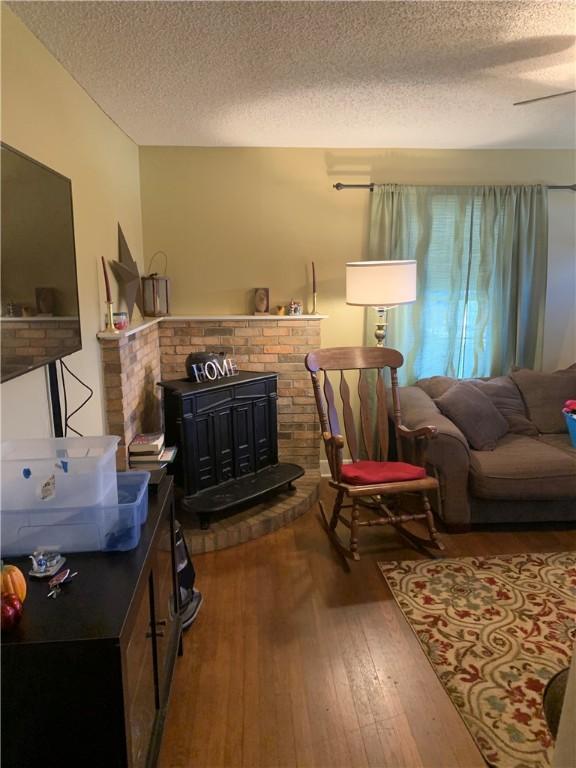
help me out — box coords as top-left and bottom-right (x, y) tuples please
(109, 225), (144, 321)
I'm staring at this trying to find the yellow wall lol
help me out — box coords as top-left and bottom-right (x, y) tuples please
(140, 147), (576, 370)
(2, 4), (574, 443)
(1, 7), (144, 438)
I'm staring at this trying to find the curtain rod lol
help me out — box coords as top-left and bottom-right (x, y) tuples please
(333, 182), (576, 191)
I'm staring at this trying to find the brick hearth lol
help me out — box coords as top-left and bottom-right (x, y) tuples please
(98, 315), (325, 472)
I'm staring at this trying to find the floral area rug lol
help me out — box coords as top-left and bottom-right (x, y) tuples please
(378, 552), (576, 768)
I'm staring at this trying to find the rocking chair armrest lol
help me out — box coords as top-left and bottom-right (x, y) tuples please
(322, 432), (345, 481)
(396, 424), (438, 469)
(322, 432), (345, 449)
(397, 424), (438, 441)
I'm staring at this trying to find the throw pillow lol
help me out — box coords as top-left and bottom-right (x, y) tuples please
(416, 376), (456, 399)
(469, 376), (538, 436)
(511, 366), (576, 434)
(435, 382), (509, 450)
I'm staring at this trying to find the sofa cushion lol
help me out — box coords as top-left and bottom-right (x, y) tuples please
(469, 434), (576, 499)
(435, 382), (509, 450)
(469, 376), (538, 436)
(511, 366), (576, 434)
(537, 434), (576, 460)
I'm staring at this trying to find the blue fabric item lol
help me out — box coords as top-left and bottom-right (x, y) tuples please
(565, 412), (576, 448)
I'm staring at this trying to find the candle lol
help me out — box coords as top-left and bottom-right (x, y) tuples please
(101, 256), (112, 303)
(312, 261), (317, 293)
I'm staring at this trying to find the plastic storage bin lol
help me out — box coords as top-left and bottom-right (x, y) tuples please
(0, 471), (150, 556)
(1, 436), (119, 511)
(102, 471), (151, 552)
(117, 471), (151, 526)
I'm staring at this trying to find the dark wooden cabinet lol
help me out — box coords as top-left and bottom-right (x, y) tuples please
(125, 573), (158, 767)
(160, 372), (303, 527)
(1, 478), (181, 768)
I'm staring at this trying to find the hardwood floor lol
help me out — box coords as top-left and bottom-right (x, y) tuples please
(159, 482), (575, 768)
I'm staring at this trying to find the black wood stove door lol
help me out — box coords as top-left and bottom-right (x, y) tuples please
(214, 406), (234, 483)
(233, 403), (255, 477)
(184, 412), (216, 492)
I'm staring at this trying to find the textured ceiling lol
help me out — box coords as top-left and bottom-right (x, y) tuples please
(8, 1), (576, 148)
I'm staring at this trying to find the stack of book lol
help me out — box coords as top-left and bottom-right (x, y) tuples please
(128, 432), (177, 470)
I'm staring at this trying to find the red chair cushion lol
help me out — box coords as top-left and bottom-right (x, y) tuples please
(340, 460), (427, 486)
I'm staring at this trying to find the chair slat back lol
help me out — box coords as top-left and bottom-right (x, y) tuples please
(305, 347), (405, 470)
(323, 369), (340, 436)
(376, 369), (389, 460)
(357, 369), (373, 460)
(339, 372), (359, 461)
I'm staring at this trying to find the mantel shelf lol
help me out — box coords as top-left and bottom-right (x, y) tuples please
(97, 314), (328, 341)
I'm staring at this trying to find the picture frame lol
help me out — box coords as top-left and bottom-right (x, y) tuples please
(253, 287), (270, 314)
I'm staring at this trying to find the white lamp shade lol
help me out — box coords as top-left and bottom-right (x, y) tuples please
(346, 260), (417, 307)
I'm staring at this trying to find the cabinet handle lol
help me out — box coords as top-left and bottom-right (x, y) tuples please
(156, 619), (168, 627)
(146, 630), (165, 638)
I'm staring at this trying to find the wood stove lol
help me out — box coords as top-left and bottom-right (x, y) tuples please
(159, 371), (304, 528)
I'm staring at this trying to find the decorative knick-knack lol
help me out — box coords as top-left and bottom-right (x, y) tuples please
(312, 261), (318, 314)
(254, 288), (270, 314)
(101, 257), (119, 334)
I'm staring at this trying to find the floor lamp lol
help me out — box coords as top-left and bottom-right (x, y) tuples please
(346, 260), (417, 346)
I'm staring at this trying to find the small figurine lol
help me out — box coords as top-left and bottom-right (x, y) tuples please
(29, 551), (66, 578)
(288, 299), (303, 316)
(47, 568), (78, 599)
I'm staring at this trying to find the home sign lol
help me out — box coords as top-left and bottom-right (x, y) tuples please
(187, 356), (239, 384)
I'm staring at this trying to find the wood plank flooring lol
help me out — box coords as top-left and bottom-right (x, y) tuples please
(159, 483), (575, 768)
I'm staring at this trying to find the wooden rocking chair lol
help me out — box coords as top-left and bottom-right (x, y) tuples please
(305, 346), (444, 560)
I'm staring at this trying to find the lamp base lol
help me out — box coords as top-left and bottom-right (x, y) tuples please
(374, 307), (389, 347)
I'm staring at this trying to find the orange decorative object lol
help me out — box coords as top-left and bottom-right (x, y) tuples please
(1, 563), (27, 603)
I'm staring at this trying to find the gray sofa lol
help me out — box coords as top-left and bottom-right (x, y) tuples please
(398, 366), (576, 528)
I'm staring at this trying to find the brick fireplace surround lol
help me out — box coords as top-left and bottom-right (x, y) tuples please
(98, 316), (325, 550)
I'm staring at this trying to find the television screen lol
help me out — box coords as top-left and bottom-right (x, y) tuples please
(1, 143), (82, 383)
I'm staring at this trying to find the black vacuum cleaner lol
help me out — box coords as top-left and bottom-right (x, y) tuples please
(174, 520), (203, 629)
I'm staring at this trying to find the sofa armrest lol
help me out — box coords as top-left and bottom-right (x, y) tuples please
(398, 386), (472, 527)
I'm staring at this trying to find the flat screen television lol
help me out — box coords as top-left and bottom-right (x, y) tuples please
(1, 143), (82, 383)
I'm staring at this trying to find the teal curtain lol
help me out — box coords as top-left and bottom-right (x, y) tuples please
(366, 184), (548, 384)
